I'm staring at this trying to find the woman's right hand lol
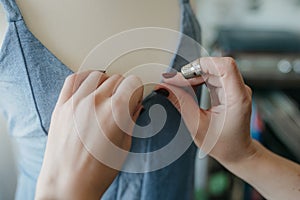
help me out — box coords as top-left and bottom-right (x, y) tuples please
(159, 57), (255, 165)
(161, 57), (300, 200)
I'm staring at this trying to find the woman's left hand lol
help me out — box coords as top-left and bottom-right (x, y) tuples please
(35, 71), (143, 200)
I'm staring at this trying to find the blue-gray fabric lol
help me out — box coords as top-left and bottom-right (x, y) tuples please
(0, 0), (202, 199)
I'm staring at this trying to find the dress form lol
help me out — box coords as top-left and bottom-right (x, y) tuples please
(2, 0), (197, 96)
(14, 0), (184, 72)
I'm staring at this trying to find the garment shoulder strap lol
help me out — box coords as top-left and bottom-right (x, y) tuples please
(171, 0), (201, 71)
(180, 0), (189, 4)
(0, 0), (22, 22)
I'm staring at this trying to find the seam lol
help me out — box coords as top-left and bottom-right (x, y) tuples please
(14, 21), (48, 135)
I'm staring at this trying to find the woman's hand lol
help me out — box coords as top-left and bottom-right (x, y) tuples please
(160, 57), (300, 200)
(160, 57), (254, 164)
(35, 71), (143, 200)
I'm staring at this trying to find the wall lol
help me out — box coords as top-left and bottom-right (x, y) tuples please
(0, 115), (17, 200)
(0, 3), (7, 47)
(0, 4), (18, 200)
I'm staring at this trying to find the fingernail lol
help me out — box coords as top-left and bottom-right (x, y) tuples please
(162, 71), (177, 79)
(154, 88), (169, 97)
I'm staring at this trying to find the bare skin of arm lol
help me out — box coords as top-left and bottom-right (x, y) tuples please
(160, 57), (300, 200)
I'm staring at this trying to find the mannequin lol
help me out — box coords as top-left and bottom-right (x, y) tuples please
(0, 0), (197, 97)
(0, 0), (196, 73)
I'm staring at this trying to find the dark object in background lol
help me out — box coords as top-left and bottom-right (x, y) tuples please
(213, 27), (300, 163)
(214, 28), (300, 55)
(212, 28), (300, 89)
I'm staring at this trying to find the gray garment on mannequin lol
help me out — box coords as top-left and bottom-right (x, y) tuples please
(0, 0), (202, 199)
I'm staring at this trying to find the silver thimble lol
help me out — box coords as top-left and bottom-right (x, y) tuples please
(181, 59), (204, 79)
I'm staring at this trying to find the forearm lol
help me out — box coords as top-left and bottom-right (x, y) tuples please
(222, 140), (300, 200)
(35, 174), (103, 200)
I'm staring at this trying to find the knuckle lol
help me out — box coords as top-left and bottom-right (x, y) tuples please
(127, 75), (143, 89)
(224, 57), (236, 64)
(111, 74), (123, 80)
(240, 92), (252, 109)
(90, 70), (101, 77)
(224, 57), (237, 70)
(128, 74), (142, 83)
(245, 94), (252, 105)
(65, 74), (76, 82)
(245, 85), (253, 96)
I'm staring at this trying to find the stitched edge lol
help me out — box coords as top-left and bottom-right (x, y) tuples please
(14, 21), (48, 135)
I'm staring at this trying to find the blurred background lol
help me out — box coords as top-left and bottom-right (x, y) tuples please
(194, 0), (300, 199)
(1, 0), (300, 199)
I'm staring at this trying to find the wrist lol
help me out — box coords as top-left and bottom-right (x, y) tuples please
(35, 170), (102, 200)
(35, 172), (60, 200)
(217, 138), (261, 167)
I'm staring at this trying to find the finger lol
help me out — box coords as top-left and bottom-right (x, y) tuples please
(124, 105), (144, 138)
(209, 86), (226, 106)
(113, 75), (144, 117)
(162, 72), (205, 87)
(200, 57), (246, 93)
(95, 74), (125, 97)
(245, 85), (253, 97)
(57, 70), (93, 105)
(162, 71), (222, 89)
(156, 83), (205, 137)
(107, 75), (143, 136)
(73, 71), (108, 99)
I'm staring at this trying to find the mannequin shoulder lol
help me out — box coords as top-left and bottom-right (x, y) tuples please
(0, 5), (8, 48)
(190, 0), (198, 14)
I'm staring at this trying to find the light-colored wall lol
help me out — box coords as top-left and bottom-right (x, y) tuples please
(0, 3), (7, 47)
(0, 115), (17, 200)
(0, 4), (18, 200)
